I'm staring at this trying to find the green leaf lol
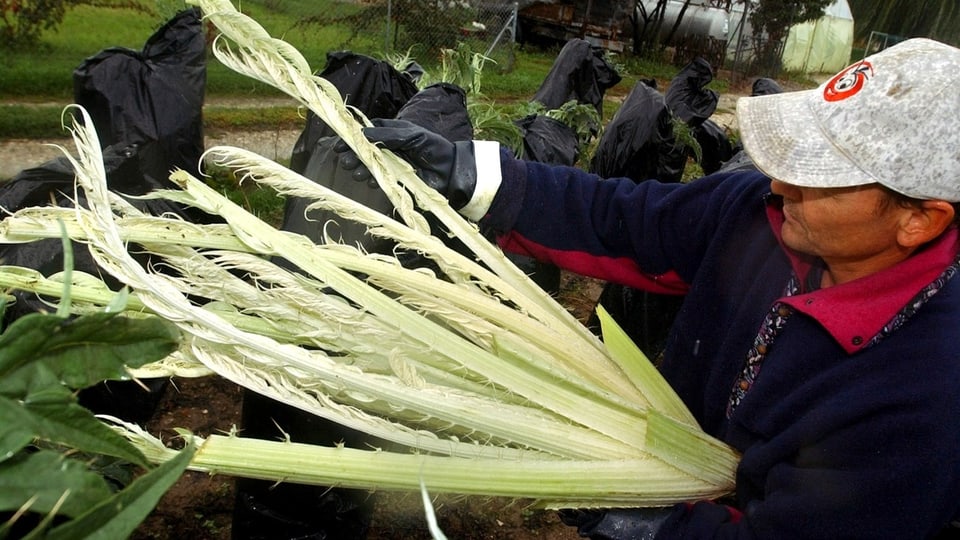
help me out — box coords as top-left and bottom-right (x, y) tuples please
(0, 313), (67, 380)
(0, 450), (113, 519)
(0, 357), (70, 402)
(0, 396), (39, 461)
(45, 443), (196, 540)
(0, 312), (180, 390)
(596, 304), (699, 427)
(33, 312), (180, 388)
(0, 398), (148, 467)
(25, 402), (149, 468)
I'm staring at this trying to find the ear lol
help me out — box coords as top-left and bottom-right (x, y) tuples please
(897, 200), (955, 248)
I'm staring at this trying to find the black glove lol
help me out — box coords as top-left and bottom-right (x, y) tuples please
(558, 508), (671, 540)
(336, 118), (478, 211)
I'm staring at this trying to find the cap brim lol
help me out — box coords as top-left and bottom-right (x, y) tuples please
(736, 90), (877, 189)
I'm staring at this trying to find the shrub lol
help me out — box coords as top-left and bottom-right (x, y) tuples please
(0, 0), (73, 50)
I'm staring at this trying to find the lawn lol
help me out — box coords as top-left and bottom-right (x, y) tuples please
(0, 0), (711, 140)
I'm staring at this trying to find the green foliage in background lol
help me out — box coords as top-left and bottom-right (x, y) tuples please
(847, 0), (960, 47)
(0, 0), (74, 51)
(748, 0), (832, 70)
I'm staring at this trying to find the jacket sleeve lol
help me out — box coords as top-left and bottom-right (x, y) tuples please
(483, 149), (769, 294)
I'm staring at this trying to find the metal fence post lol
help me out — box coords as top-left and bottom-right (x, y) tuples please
(385, 0), (392, 55)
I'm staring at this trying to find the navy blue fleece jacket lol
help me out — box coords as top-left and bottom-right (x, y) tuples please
(480, 153), (960, 539)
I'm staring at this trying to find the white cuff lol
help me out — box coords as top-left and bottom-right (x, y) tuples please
(459, 140), (502, 221)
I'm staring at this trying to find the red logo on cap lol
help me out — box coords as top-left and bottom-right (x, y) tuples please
(823, 61), (874, 102)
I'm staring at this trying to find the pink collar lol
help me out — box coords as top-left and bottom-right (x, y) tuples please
(766, 203), (959, 354)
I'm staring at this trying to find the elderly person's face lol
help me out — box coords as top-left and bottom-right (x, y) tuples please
(770, 179), (934, 286)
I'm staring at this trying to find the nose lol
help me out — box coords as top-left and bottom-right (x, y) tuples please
(770, 179), (797, 198)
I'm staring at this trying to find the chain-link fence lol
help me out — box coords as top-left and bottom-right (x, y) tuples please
(305, 1), (518, 73)
(387, 0), (517, 72)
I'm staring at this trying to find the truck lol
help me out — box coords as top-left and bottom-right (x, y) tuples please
(516, 0), (638, 52)
(516, 0), (732, 66)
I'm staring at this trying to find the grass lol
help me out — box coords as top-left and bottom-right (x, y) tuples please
(0, 1), (387, 99)
(0, 0), (553, 138)
(0, 105), (69, 139)
(0, 0), (706, 139)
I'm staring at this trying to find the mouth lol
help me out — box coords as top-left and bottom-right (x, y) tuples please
(781, 205), (797, 223)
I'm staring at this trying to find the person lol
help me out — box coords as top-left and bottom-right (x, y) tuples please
(336, 38), (960, 538)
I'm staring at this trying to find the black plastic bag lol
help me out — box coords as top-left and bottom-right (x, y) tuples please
(663, 57), (735, 175)
(589, 81), (686, 183)
(752, 77), (784, 96)
(664, 57), (733, 174)
(664, 56), (719, 128)
(694, 118), (734, 175)
(72, 8), (206, 178)
(721, 76), (785, 171)
(280, 136), (395, 250)
(532, 38), (621, 115)
(515, 114), (580, 166)
(289, 51), (420, 174)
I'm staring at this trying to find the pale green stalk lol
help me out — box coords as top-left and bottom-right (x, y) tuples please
(596, 305), (699, 427)
(44, 108), (655, 462)
(111, 420), (735, 508)
(196, 149), (648, 406)
(55, 219), (72, 317)
(0, 264), (352, 353)
(0, 205), (647, 408)
(0, 211), (605, 411)
(155, 170), (654, 456)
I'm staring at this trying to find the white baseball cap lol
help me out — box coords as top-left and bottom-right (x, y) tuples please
(737, 38), (960, 201)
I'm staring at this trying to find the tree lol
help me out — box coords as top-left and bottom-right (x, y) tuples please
(0, 0), (75, 50)
(848, 0), (960, 48)
(748, 0), (831, 71)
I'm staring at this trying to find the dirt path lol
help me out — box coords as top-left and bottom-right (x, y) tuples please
(0, 97), (303, 180)
(0, 130), (302, 180)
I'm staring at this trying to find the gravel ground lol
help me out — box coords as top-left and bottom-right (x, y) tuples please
(0, 128), (303, 181)
(0, 96), (303, 180)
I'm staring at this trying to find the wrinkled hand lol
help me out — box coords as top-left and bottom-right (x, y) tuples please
(558, 508), (671, 540)
(332, 119), (477, 211)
